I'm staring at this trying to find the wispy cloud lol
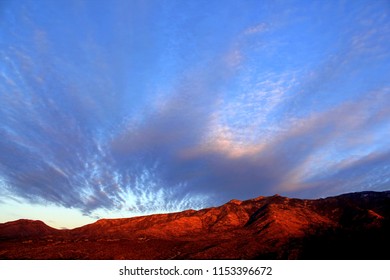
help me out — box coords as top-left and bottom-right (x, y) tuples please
(244, 23), (269, 35)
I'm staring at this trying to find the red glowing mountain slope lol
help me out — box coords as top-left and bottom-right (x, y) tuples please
(1, 191), (389, 259)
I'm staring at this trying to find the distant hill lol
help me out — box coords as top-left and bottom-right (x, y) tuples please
(1, 191), (389, 259)
(0, 219), (59, 239)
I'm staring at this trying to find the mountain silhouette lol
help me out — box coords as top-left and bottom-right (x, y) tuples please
(1, 191), (389, 259)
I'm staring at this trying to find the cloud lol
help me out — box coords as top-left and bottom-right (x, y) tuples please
(244, 23), (269, 35)
(2, 45), (389, 215)
(0, 2), (244, 216)
(269, 88), (390, 193)
(296, 149), (390, 198)
(162, 87), (389, 198)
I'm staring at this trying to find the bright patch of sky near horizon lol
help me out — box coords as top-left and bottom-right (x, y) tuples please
(0, 0), (390, 228)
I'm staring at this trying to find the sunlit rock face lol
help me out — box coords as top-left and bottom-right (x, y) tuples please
(1, 191), (389, 260)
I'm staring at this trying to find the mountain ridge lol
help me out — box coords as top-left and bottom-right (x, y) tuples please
(1, 190), (389, 259)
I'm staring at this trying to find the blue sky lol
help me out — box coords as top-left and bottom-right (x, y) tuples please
(1, 0), (390, 228)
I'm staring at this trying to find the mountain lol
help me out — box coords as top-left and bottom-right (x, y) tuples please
(0, 219), (59, 239)
(1, 191), (389, 259)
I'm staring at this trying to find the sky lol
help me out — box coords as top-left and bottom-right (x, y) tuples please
(0, 0), (390, 229)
